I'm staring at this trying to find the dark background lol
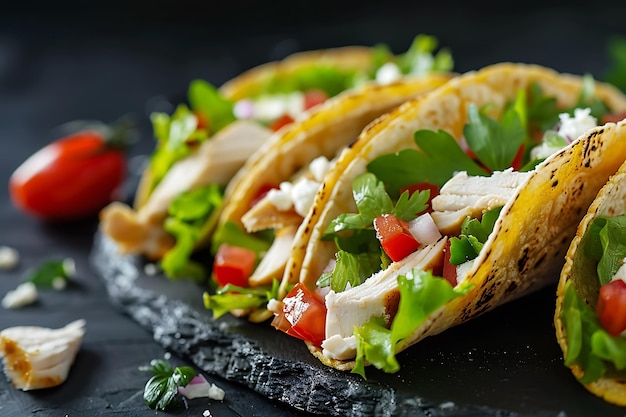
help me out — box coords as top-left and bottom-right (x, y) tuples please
(2, 2), (626, 416)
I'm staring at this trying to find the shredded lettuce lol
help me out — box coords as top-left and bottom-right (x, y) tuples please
(584, 215), (626, 285)
(203, 279), (281, 319)
(352, 269), (471, 378)
(210, 220), (271, 256)
(161, 184), (224, 281)
(187, 79), (236, 134)
(561, 281), (626, 384)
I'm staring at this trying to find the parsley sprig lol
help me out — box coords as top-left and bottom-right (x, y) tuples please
(142, 359), (197, 410)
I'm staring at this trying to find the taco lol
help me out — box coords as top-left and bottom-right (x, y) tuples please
(99, 35), (453, 281)
(206, 73), (454, 322)
(269, 62), (626, 376)
(555, 127), (626, 407)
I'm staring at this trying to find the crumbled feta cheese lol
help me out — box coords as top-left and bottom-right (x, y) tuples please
(309, 156), (331, 182)
(266, 182), (294, 211)
(557, 107), (597, 142)
(375, 62), (402, 84)
(291, 178), (320, 217)
(203, 410), (212, 417)
(243, 92), (305, 121)
(266, 298), (282, 313)
(208, 383), (225, 401)
(0, 246), (19, 270)
(2, 282), (38, 309)
(321, 334), (357, 360)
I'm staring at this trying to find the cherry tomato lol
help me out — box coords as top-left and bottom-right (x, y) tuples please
(596, 279), (626, 336)
(400, 182), (439, 213)
(373, 214), (420, 262)
(272, 283), (326, 346)
(212, 244), (256, 288)
(303, 89), (328, 110)
(270, 114), (295, 132)
(9, 130), (127, 220)
(441, 240), (457, 286)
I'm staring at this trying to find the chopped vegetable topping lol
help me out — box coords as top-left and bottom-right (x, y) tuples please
(142, 358), (197, 410)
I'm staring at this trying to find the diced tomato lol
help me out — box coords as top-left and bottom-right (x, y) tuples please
(510, 144), (525, 171)
(373, 214), (420, 262)
(596, 279), (626, 336)
(441, 240), (457, 286)
(212, 244), (256, 288)
(303, 89), (328, 110)
(250, 183), (279, 209)
(272, 283), (327, 346)
(400, 182), (439, 213)
(601, 111), (626, 124)
(270, 114), (295, 131)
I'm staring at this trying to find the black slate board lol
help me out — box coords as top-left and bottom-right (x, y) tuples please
(91, 232), (626, 417)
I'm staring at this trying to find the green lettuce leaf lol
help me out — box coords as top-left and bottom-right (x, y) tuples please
(203, 279), (281, 319)
(604, 36), (626, 92)
(352, 269), (471, 378)
(210, 220), (271, 256)
(161, 184), (223, 281)
(560, 281), (626, 384)
(449, 206), (503, 265)
(584, 215), (626, 285)
(188, 79), (236, 134)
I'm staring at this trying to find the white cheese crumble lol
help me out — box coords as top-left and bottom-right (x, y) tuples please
(531, 107), (597, 160)
(2, 282), (38, 309)
(207, 383), (225, 401)
(375, 62), (402, 84)
(321, 334), (357, 361)
(0, 246), (19, 270)
(234, 92), (305, 121)
(266, 156), (332, 216)
(557, 107), (597, 142)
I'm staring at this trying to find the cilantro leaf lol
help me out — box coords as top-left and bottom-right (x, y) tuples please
(367, 129), (486, 195)
(464, 103), (525, 172)
(143, 359), (196, 410)
(23, 258), (75, 289)
(324, 173), (393, 234)
(396, 34), (454, 76)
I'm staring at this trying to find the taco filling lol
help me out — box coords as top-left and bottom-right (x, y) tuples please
(203, 36), (453, 321)
(560, 215), (626, 385)
(271, 75), (621, 376)
(101, 35), (453, 282)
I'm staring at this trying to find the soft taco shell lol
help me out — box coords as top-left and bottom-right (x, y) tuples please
(555, 130), (626, 407)
(289, 62), (626, 370)
(218, 74), (454, 235)
(134, 46), (379, 209)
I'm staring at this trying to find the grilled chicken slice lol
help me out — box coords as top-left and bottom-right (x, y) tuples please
(321, 238), (447, 360)
(248, 226), (298, 286)
(431, 169), (531, 235)
(100, 121), (272, 258)
(0, 320), (85, 390)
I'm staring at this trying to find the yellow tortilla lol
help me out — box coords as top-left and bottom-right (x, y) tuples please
(216, 74), (454, 302)
(555, 135), (626, 407)
(133, 46), (377, 210)
(291, 62), (626, 370)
